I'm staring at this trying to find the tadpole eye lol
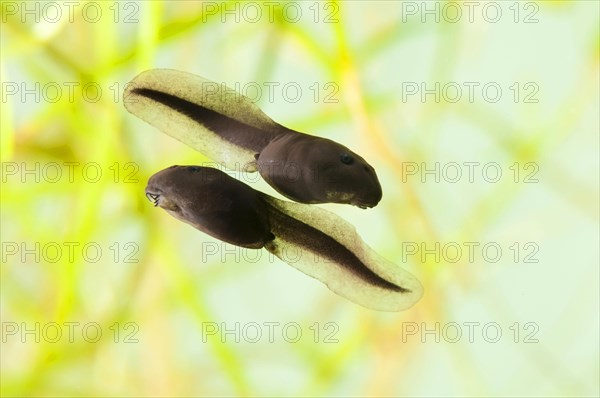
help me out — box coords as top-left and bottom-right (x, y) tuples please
(188, 166), (201, 173)
(340, 153), (354, 165)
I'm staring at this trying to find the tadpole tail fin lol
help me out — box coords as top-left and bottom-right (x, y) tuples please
(124, 69), (283, 171)
(261, 195), (423, 312)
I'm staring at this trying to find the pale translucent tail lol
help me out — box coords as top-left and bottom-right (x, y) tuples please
(124, 69), (283, 171)
(261, 195), (423, 311)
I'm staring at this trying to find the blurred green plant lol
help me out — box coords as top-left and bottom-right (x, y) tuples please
(1, 1), (598, 396)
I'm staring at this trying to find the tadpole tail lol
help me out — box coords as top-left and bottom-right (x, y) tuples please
(124, 69), (284, 171)
(260, 195), (423, 312)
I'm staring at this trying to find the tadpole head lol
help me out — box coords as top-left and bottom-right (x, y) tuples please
(347, 161), (383, 209)
(145, 165), (187, 212)
(313, 142), (383, 208)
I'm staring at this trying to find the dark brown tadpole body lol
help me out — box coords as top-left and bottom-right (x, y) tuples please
(146, 166), (274, 249)
(125, 69), (382, 208)
(145, 165), (422, 312)
(256, 132), (382, 208)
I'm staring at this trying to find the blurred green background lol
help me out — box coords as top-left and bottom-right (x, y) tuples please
(1, 1), (598, 396)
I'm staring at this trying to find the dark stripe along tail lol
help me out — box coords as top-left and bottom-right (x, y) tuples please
(260, 195), (423, 311)
(124, 69), (283, 171)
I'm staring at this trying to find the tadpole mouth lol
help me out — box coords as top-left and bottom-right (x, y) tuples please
(145, 191), (160, 207)
(353, 188), (382, 209)
(353, 199), (376, 209)
(145, 187), (180, 212)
